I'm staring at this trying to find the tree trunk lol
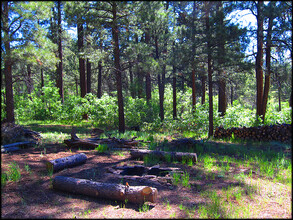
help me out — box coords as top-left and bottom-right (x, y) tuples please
(78, 22), (86, 98)
(53, 176), (158, 204)
(3, 2), (15, 123)
(112, 2), (125, 133)
(97, 61), (102, 98)
(191, 1), (196, 111)
(256, 1), (264, 118)
(158, 74), (164, 121)
(192, 69), (196, 109)
(205, 2), (213, 137)
(201, 75), (206, 104)
(86, 58), (91, 94)
(216, 1), (226, 116)
(26, 64), (33, 95)
(261, 4), (274, 122)
(129, 64), (134, 98)
(57, 1), (64, 103)
(230, 84), (234, 106)
(145, 72), (151, 102)
(46, 153), (87, 173)
(173, 74), (177, 120)
(75, 76), (79, 96)
(218, 77), (226, 116)
(145, 30), (151, 101)
(278, 86), (281, 111)
(130, 149), (197, 164)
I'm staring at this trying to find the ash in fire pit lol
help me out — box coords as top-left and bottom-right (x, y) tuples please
(108, 164), (181, 177)
(120, 165), (146, 176)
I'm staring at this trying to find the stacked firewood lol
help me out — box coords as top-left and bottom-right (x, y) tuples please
(214, 123), (291, 143)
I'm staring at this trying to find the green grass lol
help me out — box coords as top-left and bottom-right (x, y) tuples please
(6, 120), (291, 218)
(2, 162), (22, 187)
(139, 202), (150, 212)
(95, 144), (108, 153)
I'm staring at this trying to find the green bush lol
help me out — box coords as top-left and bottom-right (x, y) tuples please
(12, 83), (291, 137)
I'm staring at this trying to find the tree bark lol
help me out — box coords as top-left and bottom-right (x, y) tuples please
(56, 1), (64, 103)
(52, 176), (158, 204)
(216, 1), (226, 116)
(130, 149), (197, 163)
(256, 1), (264, 118)
(173, 74), (177, 120)
(145, 72), (151, 102)
(205, 2), (213, 137)
(111, 2), (125, 133)
(201, 75), (206, 104)
(230, 84), (234, 106)
(191, 1), (197, 111)
(86, 58), (91, 94)
(97, 61), (102, 98)
(78, 22), (86, 98)
(46, 153), (87, 173)
(192, 69), (196, 109)
(2, 2), (15, 123)
(26, 64), (33, 95)
(145, 30), (152, 102)
(261, 3), (274, 122)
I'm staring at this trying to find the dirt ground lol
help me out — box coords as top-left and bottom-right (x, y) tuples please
(1, 143), (292, 219)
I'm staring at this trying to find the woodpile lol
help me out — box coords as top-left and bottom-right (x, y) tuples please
(1, 123), (42, 145)
(52, 176), (158, 204)
(214, 123), (291, 143)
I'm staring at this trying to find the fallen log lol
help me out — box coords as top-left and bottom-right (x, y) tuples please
(1, 141), (36, 153)
(46, 153), (87, 173)
(1, 146), (20, 153)
(52, 176), (158, 204)
(130, 149), (197, 163)
(64, 130), (140, 149)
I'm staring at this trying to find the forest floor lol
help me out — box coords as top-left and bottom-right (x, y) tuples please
(1, 125), (292, 219)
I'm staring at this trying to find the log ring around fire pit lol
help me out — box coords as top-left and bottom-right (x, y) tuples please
(106, 164), (184, 186)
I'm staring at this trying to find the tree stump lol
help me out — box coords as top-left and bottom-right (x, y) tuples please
(52, 176), (158, 204)
(46, 153), (87, 172)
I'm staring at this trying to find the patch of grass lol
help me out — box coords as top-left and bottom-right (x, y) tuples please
(163, 199), (171, 211)
(199, 190), (223, 219)
(95, 144), (108, 153)
(172, 172), (181, 186)
(143, 154), (161, 166)
(1, 173), (8, 188)
(164, 153), (172, 163)
(181, 172), (191, 188)
(24, 164), (31, 174)
(172, 172), (190, 188)
(169, 211), (176, 218)
(139, 202), (150, 212)
(5, 162), (22, 182)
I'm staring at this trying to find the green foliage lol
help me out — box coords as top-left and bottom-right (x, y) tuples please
(3, 162), (22, 184)
(139, 202), (150, 212)
(12, 83), (291, 137)
(95, 144), (108, 153)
